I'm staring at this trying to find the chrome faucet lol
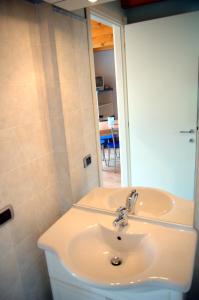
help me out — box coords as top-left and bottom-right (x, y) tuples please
(113, 190), (139, 228)
(126, 189), (139, 214)
(113, 206), (128, 227)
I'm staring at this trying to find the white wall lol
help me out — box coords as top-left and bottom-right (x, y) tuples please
(94, 50), (118, 118)
(0, 1), (99, 299)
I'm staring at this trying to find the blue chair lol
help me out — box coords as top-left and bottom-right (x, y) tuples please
(100, 134), (112, 142)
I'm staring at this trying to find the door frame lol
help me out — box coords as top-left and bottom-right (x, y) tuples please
(86, 7), (131, 186)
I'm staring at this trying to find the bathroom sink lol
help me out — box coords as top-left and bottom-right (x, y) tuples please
(108, 187), (175, 218)
(67, 224), (154, 284)
(38, 207), (196, 290)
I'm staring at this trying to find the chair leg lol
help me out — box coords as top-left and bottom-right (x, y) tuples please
(114, 148), (117, 172)
(103, 146), (107, 166)
(108, 147), (110, 167)
(101, 145), (104, 161)
(102, 145), (105, 161)
(101, 145), (107, 165)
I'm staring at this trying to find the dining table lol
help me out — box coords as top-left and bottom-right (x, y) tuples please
(99, 120), (119, 136)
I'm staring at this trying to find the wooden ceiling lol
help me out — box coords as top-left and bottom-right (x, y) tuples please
(91, 20), (114, 52)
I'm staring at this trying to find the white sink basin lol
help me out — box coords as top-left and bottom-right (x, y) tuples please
(68, 224), (154, 284)
(108, 187), (175, 218)
(38, 207), (196, 290)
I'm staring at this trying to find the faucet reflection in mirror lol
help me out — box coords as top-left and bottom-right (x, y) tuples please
(126, 189), (139, 214)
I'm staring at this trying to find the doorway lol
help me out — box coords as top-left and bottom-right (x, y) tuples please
(87, 10), (130, 189)
(91, 19), (120, 188)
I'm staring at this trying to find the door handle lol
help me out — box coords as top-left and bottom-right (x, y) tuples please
(179, 129), (195, 134)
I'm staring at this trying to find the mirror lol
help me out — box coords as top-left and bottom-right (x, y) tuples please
(63, 3), (199, 227)
(74, 9), (199, 228)
(75, 186), (194, 227)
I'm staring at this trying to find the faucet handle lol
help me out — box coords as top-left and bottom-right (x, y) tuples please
(129, 189), (136, 195)
(129, 189), (138, 199)
(116, 206), (127, 213)
(113, 206), (128, 227)
(126, 190), (139, 213)
(116, 207), (128, 218)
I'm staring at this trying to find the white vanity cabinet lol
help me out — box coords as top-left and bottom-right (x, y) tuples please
(46, 251), (183, 300)
(46, 251), (106, 300)
(50, 280), (106, 300)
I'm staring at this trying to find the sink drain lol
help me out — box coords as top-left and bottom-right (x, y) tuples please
(111, 256), (122, 266)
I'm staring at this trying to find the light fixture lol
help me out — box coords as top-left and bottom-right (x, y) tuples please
(88, 0), (98, 3)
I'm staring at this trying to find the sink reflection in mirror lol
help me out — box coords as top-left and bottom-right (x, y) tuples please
(109, 187), (174, 217)
(76, 186), (194, 226)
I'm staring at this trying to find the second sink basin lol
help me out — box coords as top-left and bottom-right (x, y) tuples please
(108, 187), (175, 218)
(77, 187), (176, 219)
(77, 187), (194, 225)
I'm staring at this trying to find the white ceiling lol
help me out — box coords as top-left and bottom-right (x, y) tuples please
(44, 0), (115, 11)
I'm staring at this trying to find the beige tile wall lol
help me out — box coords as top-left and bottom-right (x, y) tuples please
(53, 11), (99, 202)
(0, 1), (99, 299)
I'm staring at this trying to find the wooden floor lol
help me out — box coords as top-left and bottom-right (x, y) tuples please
(101, 149), (121, 188)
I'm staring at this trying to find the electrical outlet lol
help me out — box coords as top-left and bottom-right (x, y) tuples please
(83, 154), (92, 168)
(0, 205), (14, 226)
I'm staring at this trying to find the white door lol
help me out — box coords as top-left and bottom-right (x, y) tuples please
(125, 12), (199, 200)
